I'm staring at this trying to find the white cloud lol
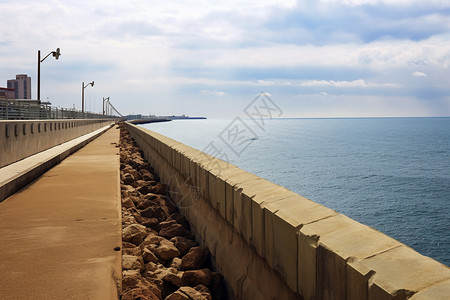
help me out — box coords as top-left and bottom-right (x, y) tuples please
(300, 79), (400, 88)
(200, 90), (228, 96)
(412, 71), (428, 77)
(318, 0), (450, 7)
(200, 37), (450, 70)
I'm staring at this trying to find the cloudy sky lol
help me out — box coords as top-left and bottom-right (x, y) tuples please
(1, 0), (449, 118)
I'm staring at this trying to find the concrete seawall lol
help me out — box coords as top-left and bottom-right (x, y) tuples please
(0, 119), (114, 168)
(124, 122), (450, 299)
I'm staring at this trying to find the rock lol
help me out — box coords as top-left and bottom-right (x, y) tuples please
(138, 182), (168, 195)
(165, 290), (190, 300)
(166, 286), (211, 300)
(167, 213), (190, 230)
(163, 272), (183, 287)
(135, 179), (148, 187)
(122, 197), (135, 209)
(153, 239), (180, 262)
(181, 269), (213, 287)
(136, 198), (155, 210)
(133, 213), (161, 231)
(159, 220), (186, 239)
(142, 247), (159, 263)
(121, 287), (159, 300)
(144, 262), (158, 273)
(122, 214), (137, 226)
(142, 232), (164, 245)
(154, 197), (178, 215)
(122, 173), (135, 185)
(140, 205), (169, 222)
(122, 269), (140, 277)
(123, 246), (142, 257)
(140, 169), (155, 181)
(122, 271), (145, 292)
(142, 218), (161, 232)
(180, 247), (208, 271)
(169, 257), (182, 270)
(123, 241), (138, 249)
(122, 255), (144, 271)
(194, 285), (212, 300)
(170, 237), (197, 256)
(123, 224), (149, 245)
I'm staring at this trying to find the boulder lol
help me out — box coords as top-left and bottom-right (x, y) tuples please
(121, 287), (159, 300)
(163, 272), (183, 287)
(140, 205), (169, 222)
(153, 239), (180, 262)
(170, 237), (197, 256)
(133, 213), (160, 231)
(123, 223), (149, 245)
(142, 248), (159, 263)
(181, 269), (213, 287)
(123, 246), (142, 257)
(122, 173), (135, 185)
(167, 213), (190, 230)
(140, 169), (155, 181)
(166, 286), (211, 300)
(122, 255), (144, 271)
(159, 220), (186, 239)
(122, 214), (137, 226)
(194, 285), (212, 300)
(180, 247), (208, 270)
(122, 197), (135, 209)
(142, 232), (164, 245)
(122, 241), (138, 249)
(169, 257), (182, 270)
(138, 182), (168, 195)
(165, 290), (190, 300)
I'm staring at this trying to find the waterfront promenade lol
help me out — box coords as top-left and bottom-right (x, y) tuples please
(0, 126), (121, 299)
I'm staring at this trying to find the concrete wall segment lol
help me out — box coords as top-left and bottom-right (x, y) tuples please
(409, 279), (450, 300)
(1, 120), (113, 168)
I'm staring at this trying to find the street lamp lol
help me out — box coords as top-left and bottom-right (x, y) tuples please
(37, 48), (61, 102)
(103, 97), (110, 115)
(81, 81), (94, 114)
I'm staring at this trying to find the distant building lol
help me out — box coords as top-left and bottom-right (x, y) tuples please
(0, 87), (15, 99)
(7, 74), (31, 99)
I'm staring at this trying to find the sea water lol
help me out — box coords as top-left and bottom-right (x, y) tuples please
(141, 118), (450, 266)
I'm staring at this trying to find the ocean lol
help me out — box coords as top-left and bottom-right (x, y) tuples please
(141, 117), (450, 266)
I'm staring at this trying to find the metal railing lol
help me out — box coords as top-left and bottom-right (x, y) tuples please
(0, 99), (120, 120)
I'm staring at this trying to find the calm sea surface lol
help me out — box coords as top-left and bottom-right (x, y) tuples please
(141, 118), (450, 266)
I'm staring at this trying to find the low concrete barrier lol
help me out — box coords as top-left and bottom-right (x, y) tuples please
(124, 122), (450, 300)
(0, 119), (114, 167)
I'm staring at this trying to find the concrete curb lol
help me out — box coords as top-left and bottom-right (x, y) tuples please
(0, 123), (114, 203)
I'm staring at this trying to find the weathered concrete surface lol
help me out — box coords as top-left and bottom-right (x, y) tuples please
(0, 127), (122, 300)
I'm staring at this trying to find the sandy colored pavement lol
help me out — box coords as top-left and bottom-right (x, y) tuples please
(0, 126), (122, 299)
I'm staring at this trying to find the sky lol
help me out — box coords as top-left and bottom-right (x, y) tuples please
(1, 0), (450, 118)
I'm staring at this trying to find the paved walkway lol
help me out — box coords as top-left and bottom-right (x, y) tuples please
(0, 126), (122, 299)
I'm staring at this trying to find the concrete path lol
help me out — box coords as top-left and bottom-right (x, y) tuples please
(0, 126), (122, 299)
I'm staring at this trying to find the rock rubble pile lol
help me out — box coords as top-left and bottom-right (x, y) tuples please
(119, 124), (226, 300)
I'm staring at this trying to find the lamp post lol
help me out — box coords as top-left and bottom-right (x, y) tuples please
(81, 81), (94, 114)
(37, 48), (61, 103)
(103, 97), (110, 115)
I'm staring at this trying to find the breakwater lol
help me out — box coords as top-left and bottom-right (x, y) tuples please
(123, 122), (450, 299)
(119, 124), (227, 299)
